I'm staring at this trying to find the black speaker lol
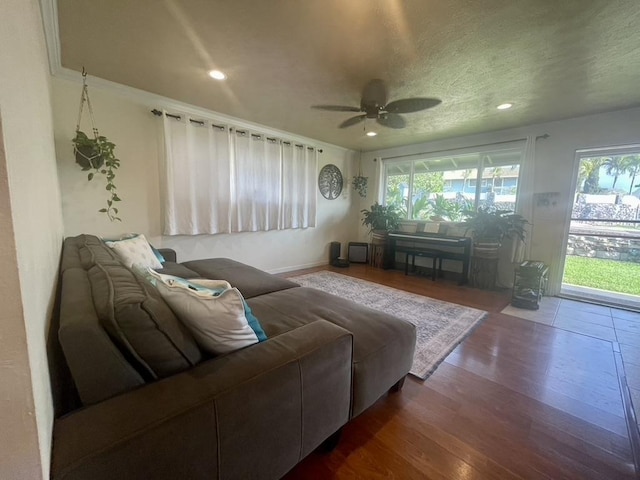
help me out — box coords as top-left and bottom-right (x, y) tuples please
(329, 242), (349, 267)
(329, 242), (341, 263)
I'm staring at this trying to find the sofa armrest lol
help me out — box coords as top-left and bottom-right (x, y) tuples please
(157, 248), (177, 263)
(51, 320), (353, 480)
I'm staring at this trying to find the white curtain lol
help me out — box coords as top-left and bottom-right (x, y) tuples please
(231, 132), (282, 232)
(515, 135), (536, 261)
(161, 112), (317, 235)
(281, 143), (317, 229)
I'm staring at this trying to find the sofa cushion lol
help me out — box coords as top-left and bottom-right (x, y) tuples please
(60, 235), (86, 273)
(247, 286), (416, 417)
(59, 267), (146, 406)
(155, 262), (201, 279)
(87, 262), (203, 380)
(181, 258), (299, 299)
(76, 234), (123, 270)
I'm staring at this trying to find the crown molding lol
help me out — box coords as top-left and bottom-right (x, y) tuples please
(39, 0), (60, 76)
(38, 0), (352, 154)
(53, 67), (352, 152)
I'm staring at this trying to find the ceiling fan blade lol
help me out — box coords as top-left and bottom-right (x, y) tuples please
(385, 97), (442, 114)
(339, 115), (366, 128)
(311, 105), (362, 112)
(361, 79), (388, 108)
(377, 113), (406, 129)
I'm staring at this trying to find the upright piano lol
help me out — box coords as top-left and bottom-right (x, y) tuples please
(388, 231), (472, 285)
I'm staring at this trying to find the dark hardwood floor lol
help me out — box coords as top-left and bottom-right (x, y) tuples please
(283, 264), (637, 479)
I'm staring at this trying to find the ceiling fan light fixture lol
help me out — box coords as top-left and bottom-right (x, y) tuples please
(313, 79), (442, 130)
(497, 103), (513, 110)
(366, 131), (377, 137)
(208, 69), (226, 80)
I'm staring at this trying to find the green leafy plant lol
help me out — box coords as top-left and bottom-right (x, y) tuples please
(361, 202), (402, 233)
(429, 194), (473, 222)
(72, 130), (122, 221)
(352, 175), (368, 197)
(461, 207), (528, 243)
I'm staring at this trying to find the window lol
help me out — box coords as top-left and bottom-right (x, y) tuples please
(383, 148), (522, 222)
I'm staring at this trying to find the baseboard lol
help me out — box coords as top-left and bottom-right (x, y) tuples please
(267, 261), (328, 275)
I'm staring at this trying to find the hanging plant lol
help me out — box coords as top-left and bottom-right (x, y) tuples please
(72, 70), (122, 221)
(351, 152), (368, 198)
(352, 175), (368, 197)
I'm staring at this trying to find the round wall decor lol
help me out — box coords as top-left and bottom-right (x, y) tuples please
(318, 164), (343, 200)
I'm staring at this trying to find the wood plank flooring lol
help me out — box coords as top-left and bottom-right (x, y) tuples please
(283, 264), (637, 479)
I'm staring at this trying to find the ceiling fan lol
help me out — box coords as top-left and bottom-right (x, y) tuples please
(312, 79), (441, 129)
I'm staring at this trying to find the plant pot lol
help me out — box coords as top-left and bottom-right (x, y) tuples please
(370, 230), (391, 268)
(371, 230), (389, 245)
(74, 144), (104, 170)
(471, 240), (501, 289)
(472, 241), (501, 259)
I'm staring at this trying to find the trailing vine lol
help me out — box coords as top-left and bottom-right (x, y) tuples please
(72, 69), (122, 221)
(352, 151), (368, 198)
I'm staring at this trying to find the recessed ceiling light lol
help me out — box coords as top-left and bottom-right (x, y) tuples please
(208, 70), (226, 80)
(497, 103), (513, 110)
(366, 131), (377, 137)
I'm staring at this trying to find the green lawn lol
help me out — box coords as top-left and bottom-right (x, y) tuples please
(563, 256), (640, 295)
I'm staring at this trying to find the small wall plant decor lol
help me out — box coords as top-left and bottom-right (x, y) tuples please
(352, 152), (368, 198)
(352, 175), (368, 197)
(72, 69), (122, 221)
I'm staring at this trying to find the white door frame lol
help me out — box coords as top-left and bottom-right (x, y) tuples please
(556, 143), (640, 301)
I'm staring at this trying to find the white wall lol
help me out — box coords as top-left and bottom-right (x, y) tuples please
(52, 76), (360, 271)
(360, 107), (640, 294)
(0, 1), (65, 479)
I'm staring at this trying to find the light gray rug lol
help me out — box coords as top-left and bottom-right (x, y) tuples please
(289, 271), (488, 380)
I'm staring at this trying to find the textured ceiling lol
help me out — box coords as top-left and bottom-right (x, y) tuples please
(57, 0), (640, 151)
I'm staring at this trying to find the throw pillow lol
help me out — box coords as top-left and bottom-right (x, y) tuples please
(151, 246), (166, 264)
(119, 232), (166, 264)
(105, 234), (163, 270)
(147, 270), (267, 355)
(189, 278), (267, 342)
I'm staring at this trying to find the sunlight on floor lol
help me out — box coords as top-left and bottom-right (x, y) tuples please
(503, 297), (640, 431)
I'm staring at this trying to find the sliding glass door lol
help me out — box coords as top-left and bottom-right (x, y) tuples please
(561, 149), (640, 310)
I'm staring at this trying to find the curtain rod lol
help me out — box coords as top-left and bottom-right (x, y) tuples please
(379, 134), (550, 162)
(151, 109), (323, 152)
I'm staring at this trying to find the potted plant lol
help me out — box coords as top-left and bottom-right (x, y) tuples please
(361, 202), (402, 268)
(361, 202), (402, 234)
(352, 175), (368, 198)
(72, 130), (122, 222)
(461, 208), (528, 246)
(73, 70), (122, 222)
(352, 152), (368, 198)
(461, 207), (529, 288)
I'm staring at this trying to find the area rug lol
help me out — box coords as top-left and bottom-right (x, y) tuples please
(288, 271), (488, 380)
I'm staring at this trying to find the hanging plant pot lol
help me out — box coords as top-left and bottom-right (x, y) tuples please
(73, 130), (105, 170)
(351, 152), (368, 198)
(352, 175), (368, 197)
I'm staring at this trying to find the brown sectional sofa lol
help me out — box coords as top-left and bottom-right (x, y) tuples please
(51, 235), (416, 479)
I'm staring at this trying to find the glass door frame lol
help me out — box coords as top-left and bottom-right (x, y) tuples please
(557, 143), (640, 305)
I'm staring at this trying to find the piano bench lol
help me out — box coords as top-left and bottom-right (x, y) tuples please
(404, 250), (442, 281)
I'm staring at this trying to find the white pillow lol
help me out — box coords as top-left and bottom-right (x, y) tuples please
(105, 234), (163, 270)
(147, 270), (260, 355)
